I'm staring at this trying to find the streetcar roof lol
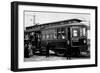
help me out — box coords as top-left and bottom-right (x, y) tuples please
(25, 19), (89, 32)
(26, 19), (82, 29)
(41, 23), (88, 30)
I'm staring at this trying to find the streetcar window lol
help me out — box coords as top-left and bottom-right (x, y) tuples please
(57, 28), (66, 39)
(83, 28), (86, 36)
(54, 33), (57, 39)
(42, 35), (45, 40)
(41, 31), (46, 40)
(62, 35), (65, 39)
(80, 28), (83, 37)
(73, 30), (78, 37)
(72, 28), (80, 37)
(46, 34), (49, 40)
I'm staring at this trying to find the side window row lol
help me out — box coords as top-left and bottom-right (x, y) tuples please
(41, 28), (67, 40)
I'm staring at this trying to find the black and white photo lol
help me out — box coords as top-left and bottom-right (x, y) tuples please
(11, 1), (97, 71)
(24, 11), (90, 62)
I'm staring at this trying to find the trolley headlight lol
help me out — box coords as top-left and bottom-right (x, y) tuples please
(84, 40), (86, 44)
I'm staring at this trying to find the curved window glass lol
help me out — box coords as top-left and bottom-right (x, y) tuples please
(72, 28), (80, 37)
(83, 28), (86, 36)
(57, 28), (66, 39)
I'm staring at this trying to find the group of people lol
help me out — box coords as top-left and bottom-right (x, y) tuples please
(24, 43), (33, 58)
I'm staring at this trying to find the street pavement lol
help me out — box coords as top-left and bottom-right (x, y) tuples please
(24, 55), (90, 62)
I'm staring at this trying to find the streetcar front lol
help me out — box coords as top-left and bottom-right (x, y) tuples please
(70, 23), (89, 56)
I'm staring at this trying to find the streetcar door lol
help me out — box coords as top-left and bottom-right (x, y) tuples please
(70, 27), (81, 56)
(67, 27), (80, 46)
(34, 31), (41, 49)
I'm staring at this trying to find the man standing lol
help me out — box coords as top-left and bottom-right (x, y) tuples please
(24, 44), (29, 58)
(66, 27), (71, 60)
(67, 41), (71, 60)
(46, 42), (50, 58)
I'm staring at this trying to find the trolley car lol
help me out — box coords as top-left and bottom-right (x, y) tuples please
(24, 19), (89, 57)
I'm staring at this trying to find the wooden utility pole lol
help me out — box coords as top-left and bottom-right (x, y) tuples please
(33, 15), (36, 25)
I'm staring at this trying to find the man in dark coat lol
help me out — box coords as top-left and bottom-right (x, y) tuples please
(66, 44), (71, 60)
(46, 42), (50, 58)
(64, 40), (71, 60)
(24, 44), (29, 58)
(65, 27), (72, 60)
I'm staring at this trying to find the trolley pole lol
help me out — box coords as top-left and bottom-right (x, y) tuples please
(33, 15), (36, 25)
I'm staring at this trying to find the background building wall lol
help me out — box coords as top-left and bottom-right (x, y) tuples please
(0, 0), (99, 73)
